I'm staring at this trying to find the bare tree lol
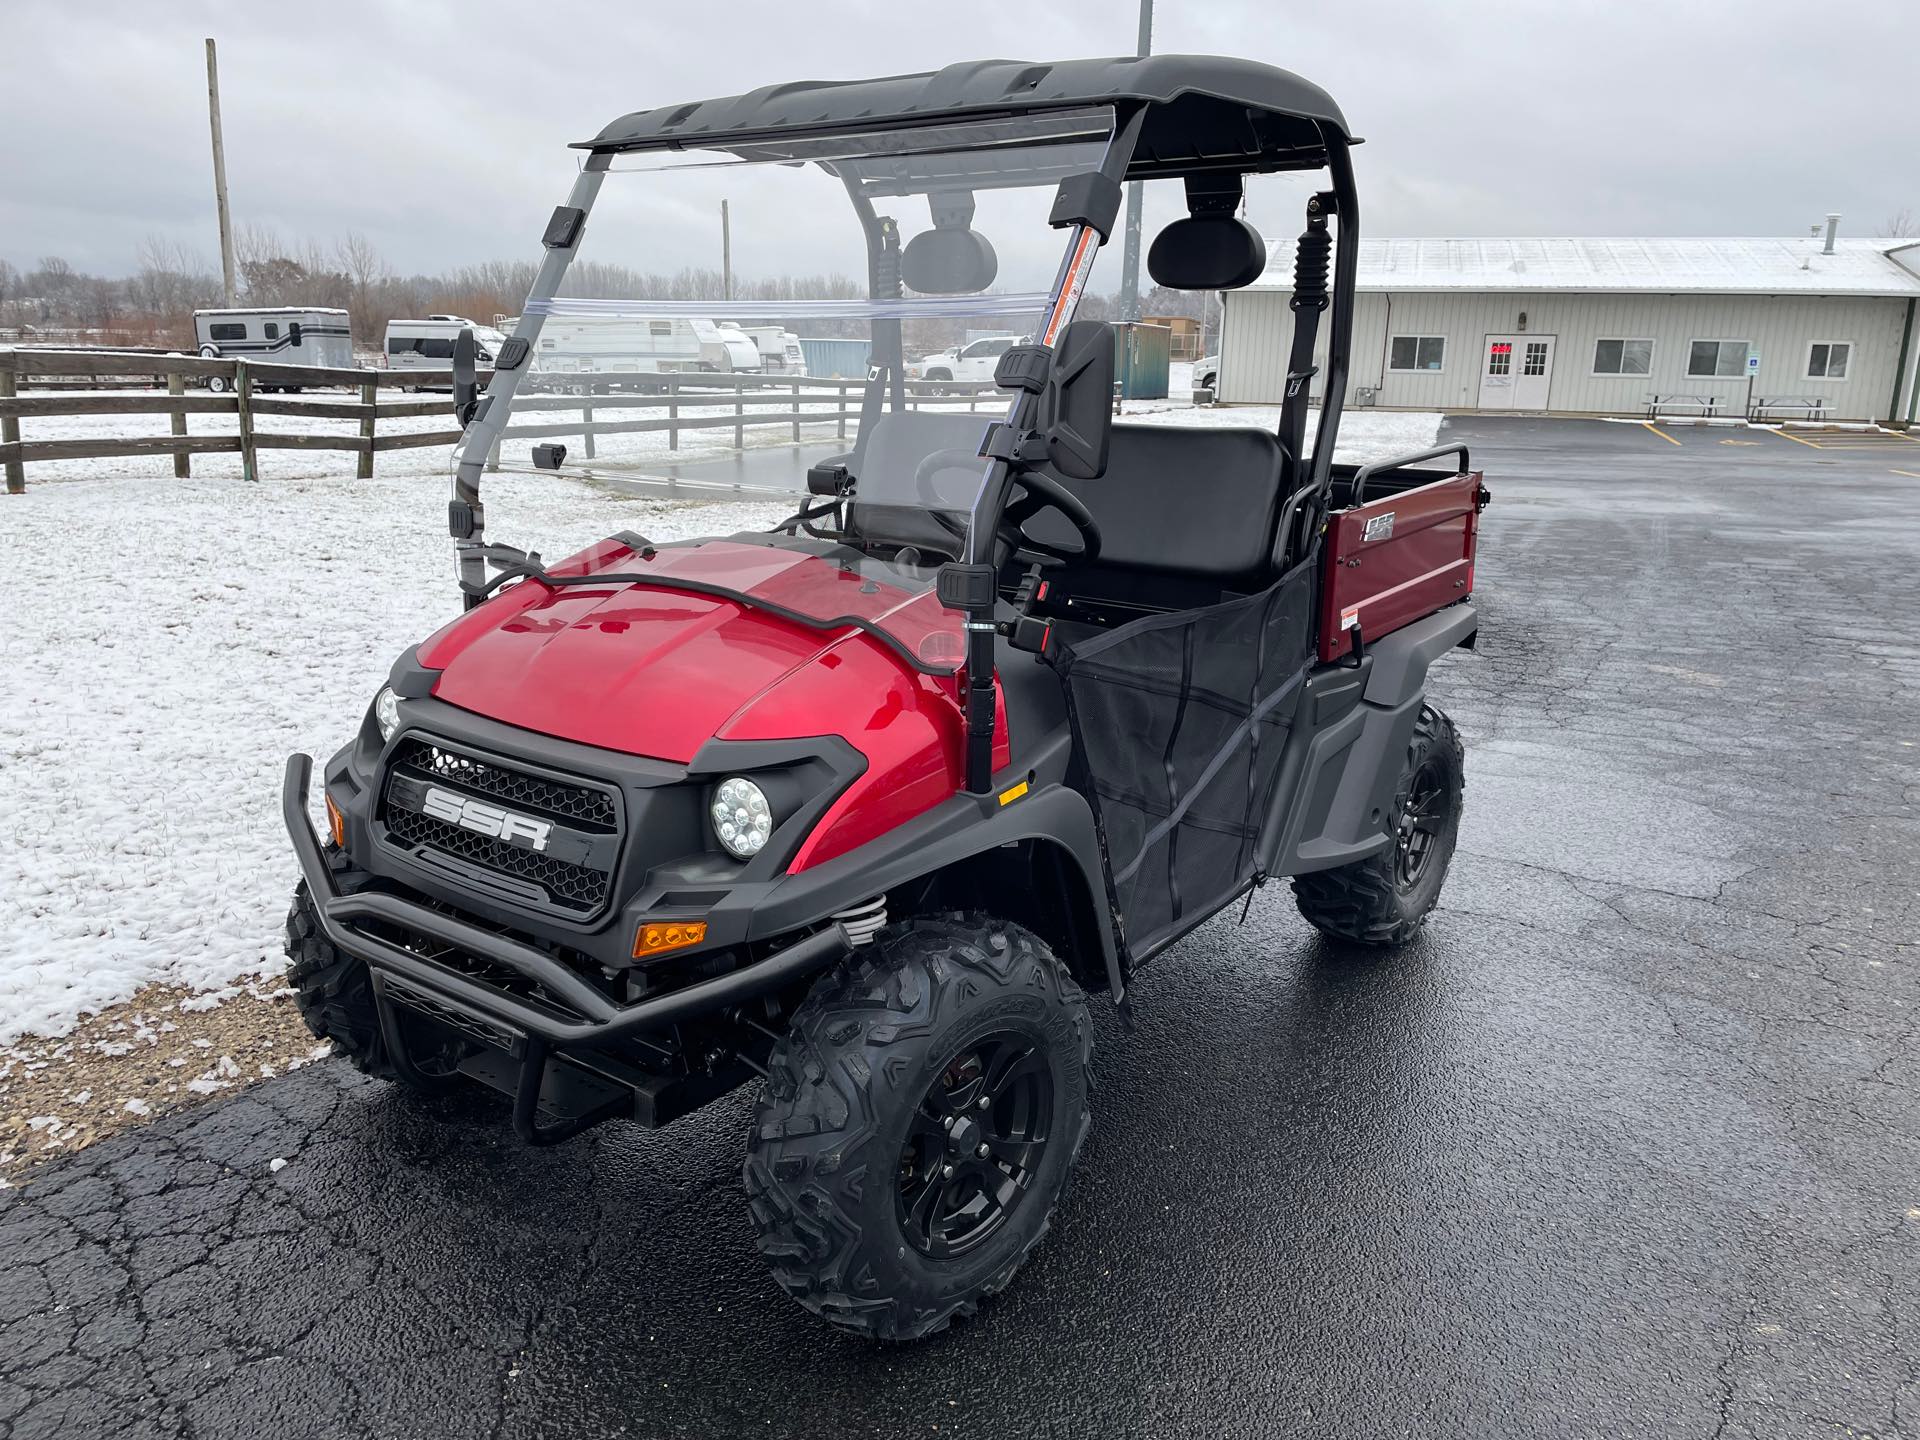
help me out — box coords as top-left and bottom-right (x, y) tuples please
(1887, 209), (1919, 239)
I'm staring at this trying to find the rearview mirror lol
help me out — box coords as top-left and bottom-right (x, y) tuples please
(1041, 320), (1113, 480)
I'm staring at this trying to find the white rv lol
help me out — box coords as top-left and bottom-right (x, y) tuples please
(385, 316), (511, 386)
(731, 325), (808, 375)
(530, 317), (761, 390)
(192, 307), (353, 391)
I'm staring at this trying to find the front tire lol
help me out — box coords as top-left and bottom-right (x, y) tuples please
(1293, 703), (1465, 944)
(745, 914), (1092, 1341)
(285, 881), (463, 1092)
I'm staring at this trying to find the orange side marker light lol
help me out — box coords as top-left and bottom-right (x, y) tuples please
(633, 920), (709, 959)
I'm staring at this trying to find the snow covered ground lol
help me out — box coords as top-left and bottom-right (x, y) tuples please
(1, 402), (1438, 1045)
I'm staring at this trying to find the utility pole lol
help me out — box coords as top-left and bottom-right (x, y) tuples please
(205, 38), (237, 307)
(721, 200), (733, 301)
(1116, 0), (1152, 323)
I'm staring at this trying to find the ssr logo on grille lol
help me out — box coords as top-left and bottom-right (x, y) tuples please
(420, 786), (553, 851)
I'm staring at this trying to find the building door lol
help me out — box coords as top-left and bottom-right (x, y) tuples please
(1478, 335), (1555, 410)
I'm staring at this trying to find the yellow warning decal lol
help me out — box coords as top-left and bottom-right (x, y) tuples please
(998, 780), (1030, 807)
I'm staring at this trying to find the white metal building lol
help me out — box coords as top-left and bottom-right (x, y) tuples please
(1217, 232), (1920, 423)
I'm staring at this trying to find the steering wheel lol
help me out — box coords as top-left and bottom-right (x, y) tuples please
(908, 448), (1102, 566)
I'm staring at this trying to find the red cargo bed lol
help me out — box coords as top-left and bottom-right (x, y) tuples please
(1316, 448), (1488, 664)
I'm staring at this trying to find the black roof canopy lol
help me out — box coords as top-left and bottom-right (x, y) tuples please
(580, 55), (1351, 177)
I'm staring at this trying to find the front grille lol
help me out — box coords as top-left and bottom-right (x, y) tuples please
(379, 736), (621, 918)
(385, 806), (612, 912)
(390, 738), (616, 827)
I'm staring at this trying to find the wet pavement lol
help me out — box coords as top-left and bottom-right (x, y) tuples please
(4, 417), (1919, 1439)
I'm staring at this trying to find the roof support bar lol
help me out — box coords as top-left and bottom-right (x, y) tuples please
(952, 105), (1147, 795)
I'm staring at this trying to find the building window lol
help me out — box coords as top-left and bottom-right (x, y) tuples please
(1389, 336), (1445, 372)
(1806, 342), (1851, 380)
(1522, 341), (1548, 377)
(1687, 340), (1749, 378)
(208, 322), (246, 341)
(1593, 338), (1653, 375)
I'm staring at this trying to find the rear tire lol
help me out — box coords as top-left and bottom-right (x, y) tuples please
(1293, 703), (1464, 945)
(745, 914), (1092, 1342)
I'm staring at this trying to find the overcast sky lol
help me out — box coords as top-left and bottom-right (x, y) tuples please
(3, 0), (1915, 284)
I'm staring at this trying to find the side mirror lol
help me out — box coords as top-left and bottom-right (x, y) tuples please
(453, 326), (478, 426)
(1041, 320), (1113, 480)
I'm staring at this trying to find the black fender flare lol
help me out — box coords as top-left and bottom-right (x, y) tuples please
(1364, 603), (1478, 707)
(1268, 603), (1478, 876)
(743, 782), (1123, 998)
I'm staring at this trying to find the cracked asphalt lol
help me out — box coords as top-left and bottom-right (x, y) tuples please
(4, 417), (1918, 1439)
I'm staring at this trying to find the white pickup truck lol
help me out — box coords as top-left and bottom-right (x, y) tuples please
(905, 333), (1023, 388)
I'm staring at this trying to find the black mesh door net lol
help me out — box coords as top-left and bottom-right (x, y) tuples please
(1048, 561), (1316, 963)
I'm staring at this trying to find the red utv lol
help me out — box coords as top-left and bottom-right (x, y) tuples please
(281, 56), (1486, 1341)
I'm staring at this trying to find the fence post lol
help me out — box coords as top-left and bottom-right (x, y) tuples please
(734, 381), (744, 450)
(357, 374), (376, 480)
(167, 370), (191, 479)
(582, 395), (595, 460)
(235, 360), (256, 483)
(791, 378), (801, 443)
(668, 376), (679, 451)
(1, 359), (21, 494)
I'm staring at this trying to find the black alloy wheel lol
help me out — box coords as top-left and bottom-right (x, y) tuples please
(1394, 755), (1450, 890)
(897, 1034), (1055, 1259)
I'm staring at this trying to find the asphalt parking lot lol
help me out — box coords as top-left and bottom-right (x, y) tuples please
(4, 415), (1918, 1440)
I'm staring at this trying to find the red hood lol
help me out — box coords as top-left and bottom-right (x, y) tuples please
(415, 539), (959, 764)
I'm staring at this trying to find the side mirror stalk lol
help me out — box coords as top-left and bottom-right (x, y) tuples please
(453, 326), (479, 427)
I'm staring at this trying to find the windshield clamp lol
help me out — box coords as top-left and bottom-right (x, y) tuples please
(978, 422), (1021, 461)
(993, 345), (1052, 396)
(937, 563), (998, 611)
(1048, 172), (1122, 239)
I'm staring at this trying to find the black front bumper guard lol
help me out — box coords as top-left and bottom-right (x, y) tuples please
(282, 753), (850, 1144)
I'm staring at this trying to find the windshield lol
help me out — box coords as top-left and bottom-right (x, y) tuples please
(459, 109), (1115, 672)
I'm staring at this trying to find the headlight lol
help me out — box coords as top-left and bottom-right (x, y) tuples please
(710, 776), (773, 859)
(373, 686), (401, 743)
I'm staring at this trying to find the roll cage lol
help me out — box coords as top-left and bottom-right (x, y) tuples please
(447, 55), (1361, 795)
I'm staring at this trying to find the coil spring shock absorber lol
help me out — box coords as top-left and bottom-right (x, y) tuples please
(832, 896), (887, 947)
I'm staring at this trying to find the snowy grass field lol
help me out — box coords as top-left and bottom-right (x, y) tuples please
(1, 402), (1439, 1048)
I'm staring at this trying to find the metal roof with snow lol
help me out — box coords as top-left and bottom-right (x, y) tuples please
(1249, 237), (1920, 298)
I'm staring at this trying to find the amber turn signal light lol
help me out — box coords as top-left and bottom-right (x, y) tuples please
(633, 920), (708, 959)
(324, 795), (346, 849)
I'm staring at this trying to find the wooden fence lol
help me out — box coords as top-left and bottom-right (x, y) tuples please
(0, 347), (999, 493)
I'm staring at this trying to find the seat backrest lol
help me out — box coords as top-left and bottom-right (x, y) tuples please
(1029, 423), (1288, 589)
(846, 413), (1289, 590)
